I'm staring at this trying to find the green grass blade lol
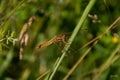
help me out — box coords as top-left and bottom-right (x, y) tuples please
(48, 0), (96, 80)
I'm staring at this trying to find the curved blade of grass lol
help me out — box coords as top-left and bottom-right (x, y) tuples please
(48, 0), (96, 80)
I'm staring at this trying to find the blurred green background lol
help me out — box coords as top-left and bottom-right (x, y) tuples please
(0, 0), (120, 80)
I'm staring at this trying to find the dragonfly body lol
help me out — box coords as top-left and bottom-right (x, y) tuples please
(37, 34), (67, 49)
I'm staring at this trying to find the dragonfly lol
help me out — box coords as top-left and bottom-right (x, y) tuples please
(36, 33), (82, 57)
(36, 34), (70, 49)
(36, 14), (102, 50)
(36, 31), (88, 54)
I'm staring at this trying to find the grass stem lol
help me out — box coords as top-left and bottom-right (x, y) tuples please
(48, 0), (96, 79)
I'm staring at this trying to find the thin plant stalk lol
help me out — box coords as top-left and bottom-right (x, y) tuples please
(63, 17), (120, 80)
(48, 0), (96, 80)
(36, 70), (51, 80)
(63, 40), (98, 80)
(80, 17), (120, 49)
(93, 44), (120, 80)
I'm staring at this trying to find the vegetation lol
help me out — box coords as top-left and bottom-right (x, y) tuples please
(0, 0), (120, 80)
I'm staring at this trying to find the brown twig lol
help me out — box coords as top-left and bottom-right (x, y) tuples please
(80, 17), (120, 50)
(63, 17), (120, 80)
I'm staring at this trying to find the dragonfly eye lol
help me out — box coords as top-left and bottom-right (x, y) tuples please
(37, 45), (42, 49)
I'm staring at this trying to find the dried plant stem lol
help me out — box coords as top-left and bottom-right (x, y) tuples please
(80, 17), (120, 49)
(63, 40), (98, 80)
(48, 0), (96, 80)
(93, 44), (120, 80)
(63, 47), (92, 80)
(19, 16), (35, 60)
(63, 17), (120, 80)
